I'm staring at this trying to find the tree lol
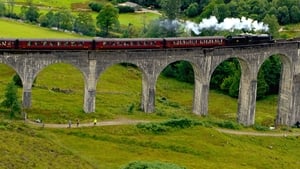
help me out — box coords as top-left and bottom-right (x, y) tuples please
(185, 3), (199, 17)
(39, 10), (56, 28)
(0, 2), (6, 16)
(212, 3), (230, 21)
(54, 9), (74, 31)
(1, 82), (21, 118)
(263, 14), (280, 37)
(256, 69), (269, 99)
(25, 5), (39, 22)
(96, 3), (119, 37)
(277, 6), (290, 24)
(74, 12), (96, 36)
(290, 6), (300, 23)
(159, 0), (181, 20)
(159, 0), (182, 37)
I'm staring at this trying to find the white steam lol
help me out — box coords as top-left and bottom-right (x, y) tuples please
(185, 16), (269, 34)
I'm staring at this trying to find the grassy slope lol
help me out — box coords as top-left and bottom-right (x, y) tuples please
(279, 23), (300, 39)
(1, 121), (300, 169)
(0, 15), (298, 169)
(0, 19), (87, 38)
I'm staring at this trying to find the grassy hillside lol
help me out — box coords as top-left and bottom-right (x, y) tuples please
(279, 24), (300, 39)
(1, 119), (300, 169)
(0, 18), (87, 38)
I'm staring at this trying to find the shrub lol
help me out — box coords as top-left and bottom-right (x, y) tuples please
(117, 6), (135, 13)
(12, 74), (23, 87)
(253, 124), (269, 131)
(136, 123), (169, 134)
(121, 161), (186, 169)
(127, 103), (135, 113)
(215, 120), (241, 130)
(88, 2), (104, 12)
(162, 118), (200, 129)
(136, 118), (201, 133)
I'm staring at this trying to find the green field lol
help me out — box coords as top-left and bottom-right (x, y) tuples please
(0, 18), (87, 38)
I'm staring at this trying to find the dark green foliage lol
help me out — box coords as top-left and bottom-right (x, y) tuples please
(256, 71), (269, 100)
(162, 118), (200, 128)
(121, 161), (186, 169)
(12, 74), (36, 88)
(184, 3), (199, 17)
(74, 12), (96, 36)
(263, 14), (280, 38)
(136, 118), (201, 134)
(96, 3), (119, 37)
(117, 6), (135, 13)
(39, 9), (74, 31)
(162, 61), (194, 84)
(12, 74), (22, 87)
(39, 10), (56, 28)
(157, 97), (180, 108)
(253, 124), (269, 131)
(88, 2), (104, 12)
(214, 120), (242, 130)
(136, 122), (169, 134)
(211, 55), (281, 99)
(25, 6), (39, 22)
(127, 103), (135, 113)
(260, 55), (281, 95)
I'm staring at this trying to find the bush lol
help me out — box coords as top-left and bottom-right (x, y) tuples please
(253, 124), (269, 131)
(136, 118), (201, 134)
(117, 6), (135, 13)
(215, 120), (241, 130)
(136, 123), (169, 134)
(12, 74), (23, 87)
(162, 118), (200, 129)
(121, 161), (186, 169)
(88, 2), (104, 12)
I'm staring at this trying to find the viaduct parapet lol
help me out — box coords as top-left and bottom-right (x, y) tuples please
(1, 41), (299, 126)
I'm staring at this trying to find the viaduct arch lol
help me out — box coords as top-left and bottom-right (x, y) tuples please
(0, 41), (299, 126)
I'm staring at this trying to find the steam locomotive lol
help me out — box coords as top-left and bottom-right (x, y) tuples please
(0, 34), (274, 50)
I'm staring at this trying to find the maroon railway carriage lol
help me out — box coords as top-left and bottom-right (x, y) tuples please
(18, 39), (92, 50)
(0, 39), (17, 49)
(164, 36), (225, 48)
(95, 38), (164, 50)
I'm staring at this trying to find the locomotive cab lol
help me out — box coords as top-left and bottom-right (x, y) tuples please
(225, 34), (274, 46)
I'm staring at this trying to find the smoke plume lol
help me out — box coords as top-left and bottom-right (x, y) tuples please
(184, 16), (269, 35)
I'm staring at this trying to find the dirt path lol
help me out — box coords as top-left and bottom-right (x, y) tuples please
(26, 119), (300, 137)
(26, 119), (149, 129)
(216, 128), (300, 137)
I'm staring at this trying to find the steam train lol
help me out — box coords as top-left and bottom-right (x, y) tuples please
(0, 34), (274, 50)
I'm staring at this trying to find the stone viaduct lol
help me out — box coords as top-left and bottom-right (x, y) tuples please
(0, 41), (300, 126)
